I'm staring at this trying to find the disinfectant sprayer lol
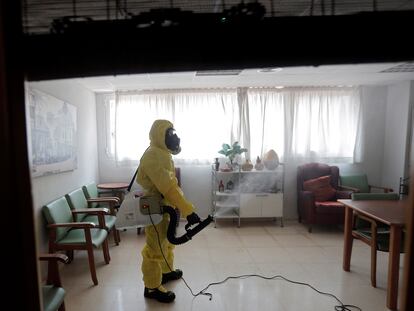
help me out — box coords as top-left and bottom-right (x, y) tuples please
(115, 169), (213, 245)
(140, 195), (213, 245)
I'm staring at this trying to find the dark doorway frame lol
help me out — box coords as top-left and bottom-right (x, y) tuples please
(2, 1), (413, 310)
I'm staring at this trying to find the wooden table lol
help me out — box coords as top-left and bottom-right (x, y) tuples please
(97, 182), (129, 200)
(338, 199), (406, 310)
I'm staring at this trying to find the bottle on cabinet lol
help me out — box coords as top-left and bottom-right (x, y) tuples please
(218, 180), (225, 192)
(255, 156), (264, 171)
(214, 158), (220, 171)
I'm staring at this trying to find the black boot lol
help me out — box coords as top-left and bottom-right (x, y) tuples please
(144, 287), (175, 303)
(162, 269), (183, 284)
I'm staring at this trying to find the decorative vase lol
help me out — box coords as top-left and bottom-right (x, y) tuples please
(254, 156), (264, 171)
(241, 159), (253, 171)
(263, 149), (279, 170)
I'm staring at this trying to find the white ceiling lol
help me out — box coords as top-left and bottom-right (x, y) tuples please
(73, 62), (414, 93)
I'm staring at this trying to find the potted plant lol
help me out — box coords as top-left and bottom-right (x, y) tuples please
(218, 142), (248, 169)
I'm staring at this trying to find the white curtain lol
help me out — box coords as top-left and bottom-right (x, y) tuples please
(111, 87), (361, 166)
(246, 88), (285, 162)
(114, 89), (239, 165)
(288, 87), (361, 162)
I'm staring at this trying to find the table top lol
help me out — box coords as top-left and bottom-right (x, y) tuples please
(97, 182), (129, 190)
(338, 199), (407, 227)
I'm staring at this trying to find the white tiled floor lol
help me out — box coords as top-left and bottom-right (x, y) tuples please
(59, 220), (405, 311)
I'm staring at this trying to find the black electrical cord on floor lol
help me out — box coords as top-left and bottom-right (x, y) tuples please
(197, 275), (362, 311)
(149, 214), (362, 311)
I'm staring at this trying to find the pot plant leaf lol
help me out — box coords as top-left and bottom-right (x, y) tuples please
(218, 141), (248, 163)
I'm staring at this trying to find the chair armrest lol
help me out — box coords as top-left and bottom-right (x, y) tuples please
(47, 222), (97, 229)
(338, 185), (360, 192)
(72, 208), (110, 215)
(336, 190), (353, 199)
(299, 190), (314, 199)
(87, 198), (120, 215)
(87, 197), (120, 204)
(38, 253), (69, 287)
(369, 185), (393, 193)
(298, 191), (315, 204)
(39, 253), (69, 264)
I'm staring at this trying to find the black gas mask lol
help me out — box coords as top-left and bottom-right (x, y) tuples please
(165, 128), (181, 155)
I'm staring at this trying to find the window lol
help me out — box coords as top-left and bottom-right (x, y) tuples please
(290, 87), (361, 161)
(247, 89), (285, 161)
(111, 90), (240, 165)
(104, 87), (361, 165)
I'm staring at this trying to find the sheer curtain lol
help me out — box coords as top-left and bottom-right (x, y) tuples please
(288, 87), (361, 162)
(110, 86), (361, 166)
(114, 89), (239, 165)
(246, 88), (285, 162)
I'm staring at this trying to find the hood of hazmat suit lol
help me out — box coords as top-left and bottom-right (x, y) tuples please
(137, 119), (194, 218)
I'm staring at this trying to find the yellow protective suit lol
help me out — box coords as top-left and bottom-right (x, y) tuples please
(137, 119), (195, 289)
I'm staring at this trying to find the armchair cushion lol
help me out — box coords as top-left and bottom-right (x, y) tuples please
(42, 197), (74, 242)
(340, 175), (370, 193)
(83, 183), (99, 208)
(66, 189), (89, 222)
(303, 175), (336, 201)
(58, 227), (108, 246)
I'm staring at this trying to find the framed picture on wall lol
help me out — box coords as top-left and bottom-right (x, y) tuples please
(27, 88), (77, 177)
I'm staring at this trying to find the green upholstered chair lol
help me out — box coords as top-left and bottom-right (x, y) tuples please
(39, 253), (68, 311)
(340, 174), (393, 194)
(82, 182), (121, 210)
(351, 192), (404, 287)
(66, 188), (120, 245)
(43, 196), (111, 285)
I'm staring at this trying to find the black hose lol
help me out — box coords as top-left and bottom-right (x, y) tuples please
(163, 206), (213, 245)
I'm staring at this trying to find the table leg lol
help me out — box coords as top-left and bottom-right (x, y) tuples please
(343, 206), (353, 271)
(387, 225), (402, 310)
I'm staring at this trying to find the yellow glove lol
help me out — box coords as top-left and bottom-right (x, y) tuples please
(164, 186), (194, 218)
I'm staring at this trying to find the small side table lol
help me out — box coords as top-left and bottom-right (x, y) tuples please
(97, 182), (129, 201)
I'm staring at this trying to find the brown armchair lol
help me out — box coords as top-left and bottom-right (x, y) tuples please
(297, 162), (353, 232)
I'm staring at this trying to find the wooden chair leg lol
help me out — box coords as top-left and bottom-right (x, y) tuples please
(371, 222), (378, 287)
(116, 229), (121, 243)
(58, 302), (65, 311)
(308, 225), (312, 233)
(371, 245), (377, 287)
(87, 245), (98, 285)
(66, 250), (74, 263)
(113, 228), (119, 245)
(102, 238), (110, 264)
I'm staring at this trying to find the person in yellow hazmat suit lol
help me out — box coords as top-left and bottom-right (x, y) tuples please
(137, 119), (201, 303)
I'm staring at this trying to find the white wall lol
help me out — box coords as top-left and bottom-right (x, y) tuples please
(95, 85), (408, 219)
(382, 81), (412, 192)
(28, 80), (99, 252)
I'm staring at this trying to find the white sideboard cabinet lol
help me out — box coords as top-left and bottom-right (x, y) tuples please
(211, 164), (284, 227)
